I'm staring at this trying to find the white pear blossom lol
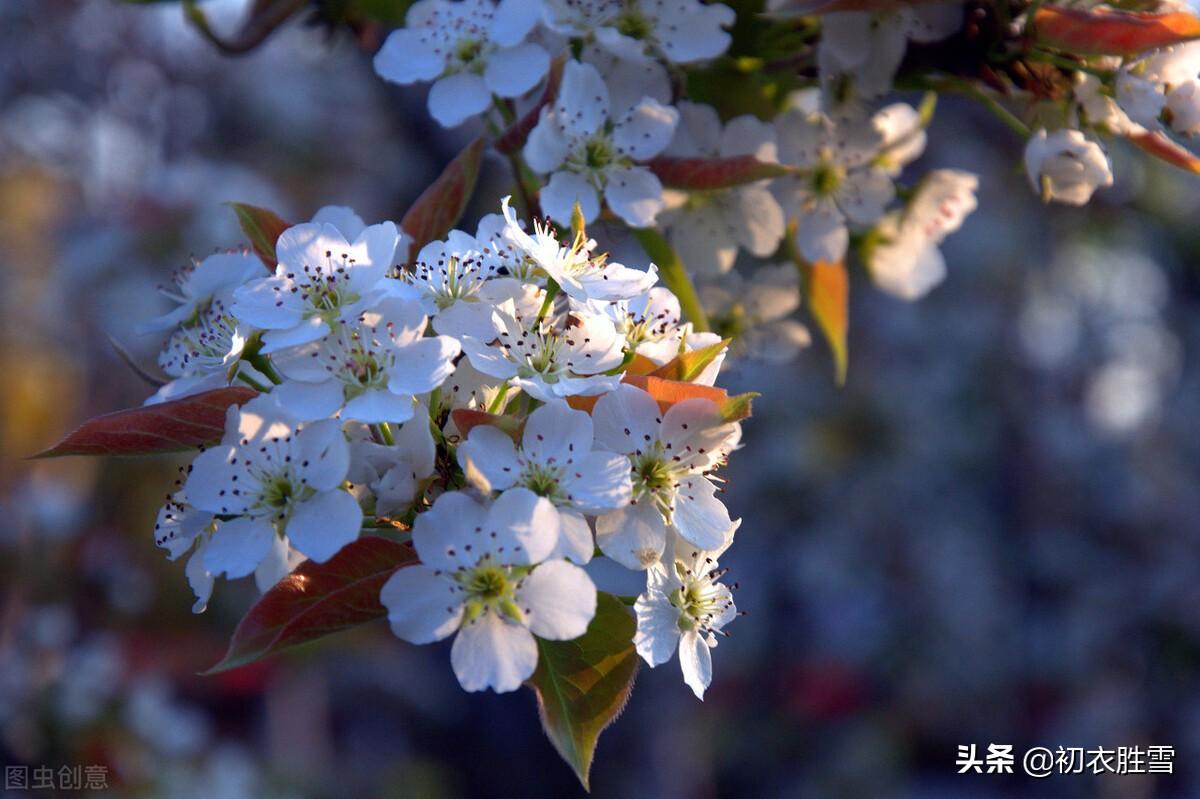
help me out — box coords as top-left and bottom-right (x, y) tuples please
(698, 264), (811, 363)
(185, 397), (361, 569)
(231, 220), (402, 353)
(775, 109), (893, 263)
(523, 59), (678, 227)
(348, 412), (437, 517)
(659, 102), (786, 276)
(1073, 72), (1138, 135)
(591, 385), (740, 569)
(373, 0), (550, 128)
(380, 489), (597, 693)
(543, 0), (734, 65)
(142, 251), (263, 333)
(867, 169), (978, 300)
(633, 533), (737, 699)
(501, 196), (658, 301)
(581, 42), (670, 116)
(460, 298), (626, 402)
(1113, 42), (1200, 132)
(1024, 128), (1113, 206)
(591, 286), (685, 365)
(269, 296), (461, 423)
(149, 293), (254, 405)
(393, 230), (535, 340)
(458, 400), (633, 563)
(817, 3), (962, 112)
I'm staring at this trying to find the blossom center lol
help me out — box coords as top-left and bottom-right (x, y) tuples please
(457, 563), (526, 624)
(810, 160), (845, 197)
(614, 10), (652, 40)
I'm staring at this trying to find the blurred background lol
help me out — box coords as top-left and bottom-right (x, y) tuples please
(3, 1), (1200, 797)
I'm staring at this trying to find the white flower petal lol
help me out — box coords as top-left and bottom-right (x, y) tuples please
(254, 533), (293, 593)
(373, 28), (445, 84)
(595, 502), (667, 570)
(286, 490), (362, 563)
(484, 43), (550, 98)
(271, 379), (344, 422)
(428, 73), (492, 128)
(678, 630), (713, 699)
(451, 612), (538, 692)
(202, 517), (275, 579)
(342, 389), (416, 424)
(518, 560), (597, 640)
(591, 384), (660, 454)
(604, 166), (665, 227)
(386, 335), (462, 395)
(521, 400), (592, 464)
(488, 487), (559, 564)
(381, 565), (464, 644)
(552, 509), (595, 564)
(613, 98), (679, 161)
(540, 170), (602, 225)
(672, 476), (733, 551)
(794, 202), (849, 263)
(555, 60), (610, 140)
(296, 419), (351, 492)
(458, 425), (521, 490)
(564, 451), (633, 513)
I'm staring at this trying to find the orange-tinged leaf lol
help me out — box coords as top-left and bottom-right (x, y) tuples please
(1033, 5), (1200, 55)
(528, 593), (638, 790)
(34, 387), (257, 457)
(647, 156), (792, 190)
(205, 536), (418, 674)
(806, 260), (849, 385)
(568, 375), (729, 414)
(623, 353), (662, 376)
(450, 408), (524, 441)
(400, 136), (487, 265)
(649, 338), (730, 382)
(1128, 129), (1200, 174)
(228, 202), (290, 268)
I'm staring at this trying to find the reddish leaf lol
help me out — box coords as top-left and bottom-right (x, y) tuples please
(647, 156), (792, 190)
(228, 202), (291, 268)
(34, 387), (257, 458)
(1033, 5), (1200, 55)
(1128, 129), (1200, 174)
(805, 259), (849, 385)
(400, 136), (487, 265)
(495, 56), (566, 156)
(205, 536), (418, 674)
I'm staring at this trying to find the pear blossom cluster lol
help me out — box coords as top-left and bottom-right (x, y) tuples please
(369, 0), (986, 304)
(106, 0), (1200, 769)
(147, 200), (746, 699)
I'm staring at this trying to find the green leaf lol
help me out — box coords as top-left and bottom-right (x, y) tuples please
(527, 593), (639, 790)
(631, 228), (710, 332)
(205, 536), (418, 674)
(400, 136), (487, 266)
(720, 391), (758, 422)
(227, 202), (291, 268)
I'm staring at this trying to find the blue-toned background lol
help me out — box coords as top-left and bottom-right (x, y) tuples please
(3, 2), (1200, 796)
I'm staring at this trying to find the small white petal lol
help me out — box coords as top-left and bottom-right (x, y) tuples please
(540, 170), (601, 225)
(518, 560), (597, 640)
(678, 630), (714, 699)
(595, 502), (667, 570)
(603, 166), (665, 228)
(203, 517), (275, 579)
(451, 612), (538, 692)
(286, 490), (362, 563)
(428, 73), (492, 128)
(373, 28), (445, 84)
(381, 565), (464, 644)
(484, 43), (550, 98)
